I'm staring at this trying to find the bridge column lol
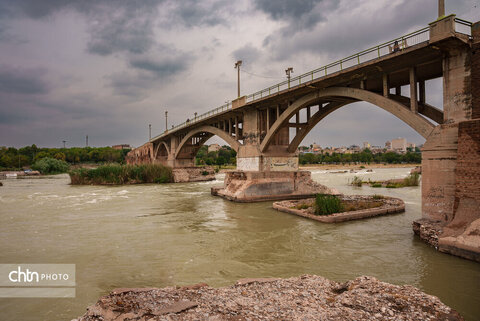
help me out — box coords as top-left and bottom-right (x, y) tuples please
(416, 18), (480, 261)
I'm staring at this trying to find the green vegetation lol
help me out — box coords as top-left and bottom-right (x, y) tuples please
(371, 183), (382, 188)
(0, 144), (130, 171)
(314, 194), (344, 215)
(69, 164), (173, 185)
(195, 145), (236, 166)
(299, 149), (421, 165)
(372, 194), (384, 200)
(31, 157), (70, 174)
(403, 172), (420, 186)
(350, 176), (363, 187)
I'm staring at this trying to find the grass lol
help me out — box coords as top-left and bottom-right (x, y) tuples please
(69, 163), (173, 185)
(403, 172), (420, 186)
(314, 194), (344, 215)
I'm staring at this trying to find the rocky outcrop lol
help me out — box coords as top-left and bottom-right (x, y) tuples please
(74, 275), (463, 321)
(212, 170), (338, 202)
(172, 167), (215, 183)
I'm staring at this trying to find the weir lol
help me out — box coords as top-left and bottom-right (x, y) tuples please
(127, 15), (480, 261)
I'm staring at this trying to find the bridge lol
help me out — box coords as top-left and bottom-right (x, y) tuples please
(127, 13), (480, 261)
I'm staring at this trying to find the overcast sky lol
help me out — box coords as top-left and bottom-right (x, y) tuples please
(0, 0), (478, 149)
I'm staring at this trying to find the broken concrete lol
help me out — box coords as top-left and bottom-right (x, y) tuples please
(74, 275), (464, 321)
(211, 170), (338, 202)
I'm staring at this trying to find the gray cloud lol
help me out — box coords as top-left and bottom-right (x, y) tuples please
(232, 44), (261, 65)
(0, 65), (48, 95)
(262, 0), (441, 61)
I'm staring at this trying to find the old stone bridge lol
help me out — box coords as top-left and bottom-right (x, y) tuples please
(127, 14), (480, 261)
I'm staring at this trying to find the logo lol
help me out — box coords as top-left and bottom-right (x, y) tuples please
(0, 264), (75, 298)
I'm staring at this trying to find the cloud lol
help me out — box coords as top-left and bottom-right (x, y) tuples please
(232, 44), (261, 65)
(0, 65), (49, 95)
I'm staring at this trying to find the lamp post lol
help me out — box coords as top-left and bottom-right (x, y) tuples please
(285, 67), (293, 89)
(165, 111), (168, 132)
(234, 60), (242, 98)
(194, 112), (197, 121)
(438, 0), (445, 18)
(149, 124), (151, 140)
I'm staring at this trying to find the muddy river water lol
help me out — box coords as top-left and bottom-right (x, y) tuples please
(0, 168), (479, 320)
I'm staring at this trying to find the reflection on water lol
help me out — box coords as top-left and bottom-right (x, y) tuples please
(0, 169), (479, 320)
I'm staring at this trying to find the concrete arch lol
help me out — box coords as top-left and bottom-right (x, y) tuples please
(175, 125), (241, 159)
(153, 141), (170, 159)
(260, 87), (436, 152)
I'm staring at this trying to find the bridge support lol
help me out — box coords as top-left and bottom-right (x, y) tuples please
(415, 18), (480, 262)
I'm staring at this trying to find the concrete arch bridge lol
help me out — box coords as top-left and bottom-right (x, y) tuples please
(127, 15), (480, 261)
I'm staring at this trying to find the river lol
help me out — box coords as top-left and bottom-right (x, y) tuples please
(0, 167), (479, 320)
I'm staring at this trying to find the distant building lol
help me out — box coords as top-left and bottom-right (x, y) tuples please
(208, 144), (221, 152)
(407, 142), (416, 149)
(311, 143), (322, 153)
(391, 138), (407, 152)
(112, 144), (131, 150)
(363, 142), (371, 149)
(385, 141), (392, 150)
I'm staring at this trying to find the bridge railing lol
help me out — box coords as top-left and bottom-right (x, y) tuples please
(152, 18), (472, 142)
(245, 27), (430, 103)
(454, 18), (473, 37)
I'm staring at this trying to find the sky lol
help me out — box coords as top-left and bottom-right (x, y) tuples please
(0, 0), (478, 149)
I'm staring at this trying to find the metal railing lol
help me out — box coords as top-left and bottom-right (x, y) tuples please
(455, 17), (472, 37)
(152, 18), (472, 142)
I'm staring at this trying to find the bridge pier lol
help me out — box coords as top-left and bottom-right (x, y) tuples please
(415, 18), (480, 261)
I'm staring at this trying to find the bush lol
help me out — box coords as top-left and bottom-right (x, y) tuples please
(372, 194), (384, 200)
(350, 176), (363, 187)
(32, 157), (70, 174)
(403, 172), (420, 186)
(314, 194), (343, 215)
(69, 164), (173, 185)
(371, 183), (382, 188)
(201, 170), (209, 176)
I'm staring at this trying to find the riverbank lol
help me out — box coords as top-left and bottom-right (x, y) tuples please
(75, 274), (463, 320)
(300, 163), (421, 170)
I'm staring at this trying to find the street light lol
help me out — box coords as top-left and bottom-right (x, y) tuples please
(285, 67), (293, 89)
(234, 60), (242, 98)
(165, 111), (168, 132)
(149, 124), (151, 140)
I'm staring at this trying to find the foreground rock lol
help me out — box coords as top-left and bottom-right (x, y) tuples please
(172, 167), (215, 183)
(75, 275), (463, 321)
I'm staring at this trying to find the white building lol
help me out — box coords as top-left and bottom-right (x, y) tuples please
(391, 138), (407, 152)
(208, 144), (221, 152)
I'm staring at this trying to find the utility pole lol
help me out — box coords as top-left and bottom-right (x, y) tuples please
(438, 0), (445, 18)
(62, 140), (67, 148)
(86, 135), (88, 147)
(194, 112), (197, 121)
(285, 67), (293, 89)
(165, 111), (168, 132)
(234, 60), (242, 98)
(149, 124), (152, 140)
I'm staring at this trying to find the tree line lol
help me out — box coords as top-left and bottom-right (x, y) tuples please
(195, 145), (237, 166)
(0, 145), (130, 170)
(299, 149), (421, 165)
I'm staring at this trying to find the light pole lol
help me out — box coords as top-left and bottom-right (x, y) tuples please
(438, 0), (445, 18)
(165, 111), (168, 132)
(86, 135), (88, 147)
(62, 140), (67, 148)
(149, 124), (151, 140)
(234, 60), (242, 98)
(285, 67), (293, 89)
(194, 112), (197, 121)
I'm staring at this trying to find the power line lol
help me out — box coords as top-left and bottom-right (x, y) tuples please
(240, 69), (284, 80)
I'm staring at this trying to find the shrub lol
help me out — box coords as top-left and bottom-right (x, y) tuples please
(371, 183), (382, 188)
(69, 163), (173, 185)
(314, 194), (343, 215)
(32, 157), (70, 174)
(350, 176), (363, 187)
(201, 170), (209, 176)
(372, 194), (384, 200)
(403, 172), (420, 186)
